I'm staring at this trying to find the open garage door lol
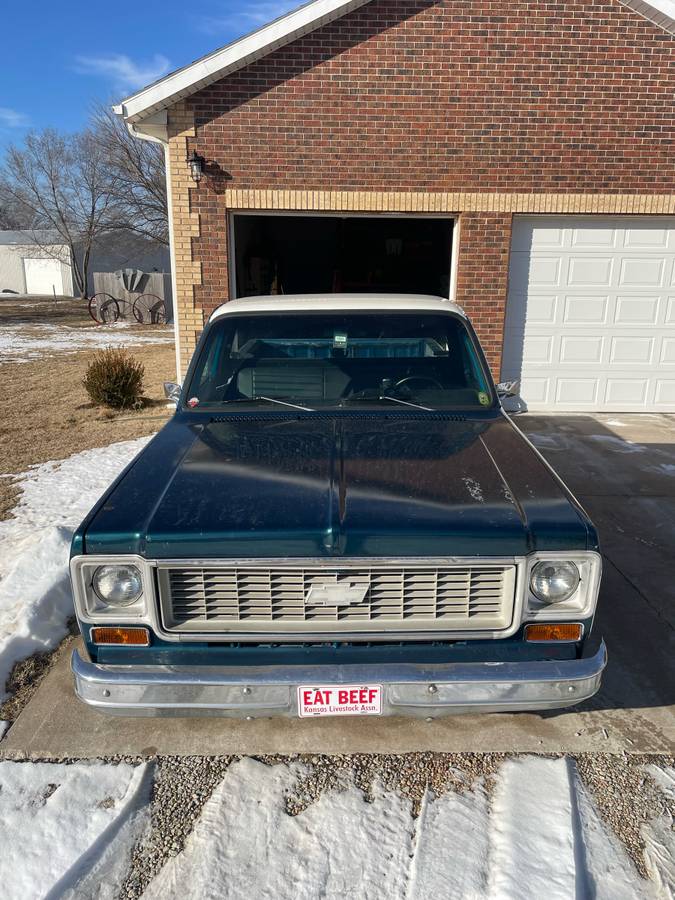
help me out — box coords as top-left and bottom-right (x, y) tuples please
(502, 216), (675, 412)
(232, 214), (453, 300)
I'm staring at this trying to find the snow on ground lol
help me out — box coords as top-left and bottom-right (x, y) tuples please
(644, 767), (675, 895)
(0, 436), (151, 703)
(141, 757), (666, 900)
(0, 322), (173, 363)
(0, 760), (151, 900)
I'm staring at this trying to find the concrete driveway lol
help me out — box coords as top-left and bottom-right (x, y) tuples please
(3, 413), (674, 758)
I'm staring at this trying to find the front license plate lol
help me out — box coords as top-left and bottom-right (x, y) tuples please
(297, 684), (383, 717)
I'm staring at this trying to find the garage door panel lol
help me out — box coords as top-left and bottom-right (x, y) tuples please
(527, 256), (562, 287)
(623, 226), (671, 249)
(525, 294), (558, 324)
(655, 380), (675, 404)
(571, 226), (617, 248)
(520, 377), (549, 404)
(522, 334), (554, 364)
(609, 337), (653, 365)
(560, 335), (604, 364)
(511, 223), (565, 252)
(614, 296), (660, 325)
(660, 338), (675, 365)
(619, 257), (665, 287)
(555, 378), (599, 405)
(563, 296), (608, 324)
(567, 257), (613, 286)
(503, 216), (675, 412)
(605, 379), (649, 405)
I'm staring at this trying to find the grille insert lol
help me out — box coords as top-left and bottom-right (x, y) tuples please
(158, 564), (516, 637)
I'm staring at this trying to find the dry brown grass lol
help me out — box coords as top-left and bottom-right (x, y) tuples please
(0, 297), (176, 520)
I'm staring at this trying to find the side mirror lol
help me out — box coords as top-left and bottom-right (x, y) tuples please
(496, 379), (520, 399)
(163, 382), (182, 404)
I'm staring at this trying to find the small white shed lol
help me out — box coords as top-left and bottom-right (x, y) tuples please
(0, 230), (74, 297)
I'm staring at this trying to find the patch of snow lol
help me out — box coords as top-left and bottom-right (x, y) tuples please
(489, 757), (579, 899)
(525, 432), (564, 450)
(643, 767), (675, 897)
(0, 720), (7, 739)
(0, 760), (151, 900)
(0, 323), (173, 363)
(463, 477), (484, 502)
(587, 434), (646, 453)
(0, 436), (151, 702)
(647, 463), (675, 476)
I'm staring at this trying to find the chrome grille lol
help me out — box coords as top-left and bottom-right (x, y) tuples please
(157, 563), (516, 636)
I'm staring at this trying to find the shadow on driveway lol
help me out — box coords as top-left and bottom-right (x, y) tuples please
(517, 413), (675, 725)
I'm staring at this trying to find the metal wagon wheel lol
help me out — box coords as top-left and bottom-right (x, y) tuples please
(133, 293), (167, 325)
(88, 293), (120, 324)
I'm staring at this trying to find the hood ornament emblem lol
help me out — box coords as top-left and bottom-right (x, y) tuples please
(306, 579), (369, 606)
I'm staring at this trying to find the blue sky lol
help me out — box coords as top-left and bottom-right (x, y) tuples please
(0, 0), (299, 152)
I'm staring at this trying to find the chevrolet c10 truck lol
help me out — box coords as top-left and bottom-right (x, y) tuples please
(70, 294), (606, 717)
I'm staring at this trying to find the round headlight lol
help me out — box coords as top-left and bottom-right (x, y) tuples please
(92, 565), (143, 607)
(530, 561), (580, 604)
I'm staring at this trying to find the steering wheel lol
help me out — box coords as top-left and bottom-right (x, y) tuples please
(394, 375), (444, 392)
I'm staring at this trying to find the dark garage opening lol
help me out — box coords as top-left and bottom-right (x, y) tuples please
(232, 214), (453, 299)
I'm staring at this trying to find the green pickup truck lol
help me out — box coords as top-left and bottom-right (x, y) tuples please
(70, 294), (605, 718)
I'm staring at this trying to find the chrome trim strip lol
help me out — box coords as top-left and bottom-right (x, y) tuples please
(71, 640), (607, 717)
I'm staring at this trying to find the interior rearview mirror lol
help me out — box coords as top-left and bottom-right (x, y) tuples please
(496, 380), (520, 399)
(164, 382), (182, 403)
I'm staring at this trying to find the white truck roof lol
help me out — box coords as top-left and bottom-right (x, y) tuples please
(209, 294), (467, 321)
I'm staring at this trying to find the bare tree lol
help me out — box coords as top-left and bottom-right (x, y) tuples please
(91, 106), (168, 246)
(0, 129), (121, 297)
(0, 191), (32, 230)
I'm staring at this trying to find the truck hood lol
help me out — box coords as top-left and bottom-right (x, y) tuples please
(80, 412), (594, 558)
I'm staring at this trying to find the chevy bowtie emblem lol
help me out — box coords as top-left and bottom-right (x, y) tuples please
(305, 579), (369, 606)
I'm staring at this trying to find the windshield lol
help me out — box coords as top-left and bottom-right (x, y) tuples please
(185, 312), (494, 410)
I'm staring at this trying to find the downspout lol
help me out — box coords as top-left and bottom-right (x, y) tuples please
(113, 106), (183, 381)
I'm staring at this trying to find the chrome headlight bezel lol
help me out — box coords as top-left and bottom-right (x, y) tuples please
(524, 551), (602, 622)
(70, 555), (153, 621)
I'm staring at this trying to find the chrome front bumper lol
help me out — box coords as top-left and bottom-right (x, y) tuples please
(71, 641), (607, 717)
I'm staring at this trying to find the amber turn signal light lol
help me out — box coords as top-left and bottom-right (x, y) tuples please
(90, 626), (150, 646)
(525, 623), (583, 642)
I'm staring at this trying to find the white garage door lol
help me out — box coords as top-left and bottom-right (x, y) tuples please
(502, 216), (675, 412)
(23, 257), (64, 296)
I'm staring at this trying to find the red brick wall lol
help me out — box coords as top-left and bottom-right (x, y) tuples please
(180, 0), (674, 370)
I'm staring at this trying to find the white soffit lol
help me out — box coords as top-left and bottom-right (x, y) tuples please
(115, 0), (674, 126)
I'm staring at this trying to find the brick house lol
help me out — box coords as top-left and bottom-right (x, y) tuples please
(115, 0), (675, 412)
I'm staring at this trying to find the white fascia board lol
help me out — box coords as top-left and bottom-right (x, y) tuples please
(117, 0), (372, 124)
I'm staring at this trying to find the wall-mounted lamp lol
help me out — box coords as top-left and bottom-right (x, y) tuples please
(186, 149), (205, 183)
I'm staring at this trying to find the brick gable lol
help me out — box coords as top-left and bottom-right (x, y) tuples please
(188, 0), (674, 194)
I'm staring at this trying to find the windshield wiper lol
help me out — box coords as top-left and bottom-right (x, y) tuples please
(224, 395), (315, 411)
(343, 394), (433, 411)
